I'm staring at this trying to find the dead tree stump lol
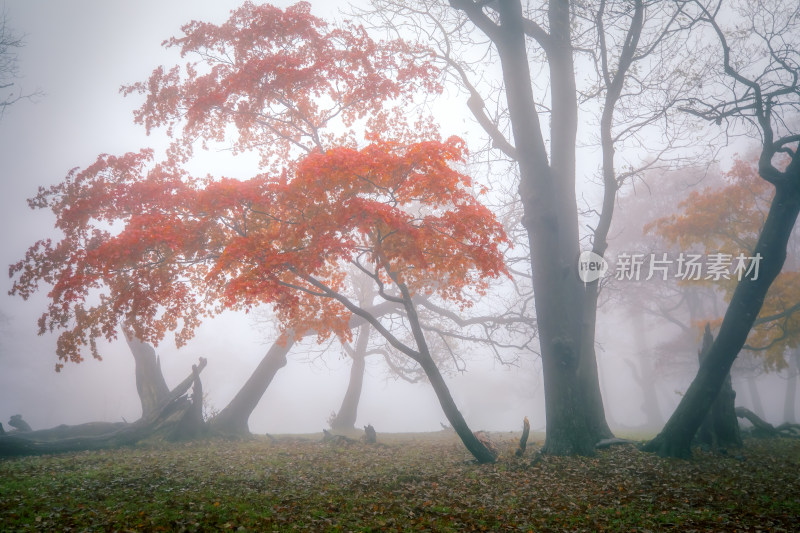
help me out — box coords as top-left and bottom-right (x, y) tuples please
(516, 416), (530, 457)
(363, 424), (377, 444)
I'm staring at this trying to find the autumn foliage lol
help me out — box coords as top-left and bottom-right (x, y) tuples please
(10, 136), (507, 368)
(7, 2), (509, 372)
(647, 156), (800, 369)
(122, 1), (441, 167)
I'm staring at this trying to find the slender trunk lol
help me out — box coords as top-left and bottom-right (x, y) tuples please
(330, 324), (368, 432)
(577, 0), (644, 443)
(747, 375), (766, 419)
(395, 281), (496, 463)
(417, 353), (496, 463)
(784, 349), (799, 423)
(644, 185), (800, 457)
(628, 312), (663, 427)
(210, 330), (296, 435)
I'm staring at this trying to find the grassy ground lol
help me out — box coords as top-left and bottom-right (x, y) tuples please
(1, 432), (798, 531)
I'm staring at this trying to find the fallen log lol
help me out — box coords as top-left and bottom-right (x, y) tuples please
(735, 406), (779, 436)
(0, 357), (208, 457)
(0, 396), (190, 456)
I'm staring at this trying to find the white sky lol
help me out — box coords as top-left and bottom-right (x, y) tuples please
(0, 0), (544, 434)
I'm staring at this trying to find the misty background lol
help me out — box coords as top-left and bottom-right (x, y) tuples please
(0, 1), (793, 436)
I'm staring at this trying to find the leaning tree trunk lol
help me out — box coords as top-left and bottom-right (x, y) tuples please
(695, 324), (742, 449)
(209, 301), (403, 436)
(329, 323), (368, 432)
(209, 330), (297, 436)
(644, 184), (800, 458)
(417, 352), (497, 463)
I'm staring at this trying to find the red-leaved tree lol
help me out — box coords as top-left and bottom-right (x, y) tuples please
(9, 4), (509, 463)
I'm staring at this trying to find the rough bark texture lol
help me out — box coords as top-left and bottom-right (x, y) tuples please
(451, 0), (613, 455)
(644, 185), (800, 458)
(696, 325), (742, 449)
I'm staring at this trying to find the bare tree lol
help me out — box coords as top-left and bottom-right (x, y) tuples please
(360, 0), (706, 454)
(0, 8), (38, 119)
(644, 0), (800, 458)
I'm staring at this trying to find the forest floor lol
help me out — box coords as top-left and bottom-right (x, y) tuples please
(1, 431), (798, 532)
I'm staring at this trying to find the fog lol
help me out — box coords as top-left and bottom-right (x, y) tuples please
(1, 1), (796, 438)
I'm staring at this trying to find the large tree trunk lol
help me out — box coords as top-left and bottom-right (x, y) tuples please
(644, 185), (800, 458)
(498, 0), (602, 455)
(695, 325), (742, 449)
(329, 323), (368, 432)
(450, 0), (615, 455)
(209, 330), (296, 436)
(125, 331), (170, 418)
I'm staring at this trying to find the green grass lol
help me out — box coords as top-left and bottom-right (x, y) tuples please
(1, 432), (798, 531)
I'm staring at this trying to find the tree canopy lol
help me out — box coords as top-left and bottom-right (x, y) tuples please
(10, 137), (508, 369)
(648, 155), (800, 370)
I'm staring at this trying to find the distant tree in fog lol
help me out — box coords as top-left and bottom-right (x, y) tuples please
(0, 9), (39, 119)
(648, 155), (800, 372)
